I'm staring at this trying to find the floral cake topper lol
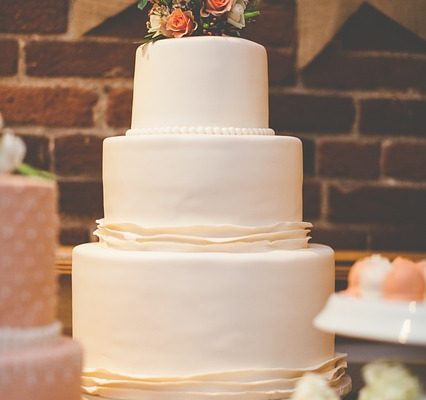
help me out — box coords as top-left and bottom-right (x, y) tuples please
(138, 0), (260, 43)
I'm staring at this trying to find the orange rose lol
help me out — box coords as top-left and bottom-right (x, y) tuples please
(201, 0), (233, 16)
(165, 9), (197, 38)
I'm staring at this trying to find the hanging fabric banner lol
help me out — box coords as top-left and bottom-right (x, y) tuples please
(297, 0), (426, 68)
(70, 0), (136, 37)
(69, 0), (426, 68)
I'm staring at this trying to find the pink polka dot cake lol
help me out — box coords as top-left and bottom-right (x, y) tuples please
(0, 175), (82, 400)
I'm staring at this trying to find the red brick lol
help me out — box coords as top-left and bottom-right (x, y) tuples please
(106, 88), (132, 128)
(60, 225), (91, 246)
(242, 2), (295, 47)
(302, 46), (426, 91)
(89, 4), (148, 38)
(328, 184), (426, 224)
(54, 134), (103, 178)
(317, 139), (380, 179)
(369, 225), (426, 252)
(0, 40), (18, 76)
(0, 0), (68, 34)
(311, 226), (368, 250)
(0, 86), (98, 127)
(270, 93), (355, 133)
(360, 99), (426, 137)
(26, 41), (137, 78)
(268, 48), (294, 85)
(59, 181), (103, 218)
(383, 140), (426, 181)
(339, 3), (426, 53)
(303, 180), (321, 220)
(18, 134), (51, 170)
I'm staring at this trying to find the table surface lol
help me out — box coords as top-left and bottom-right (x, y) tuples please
(55, 245), (426, 276)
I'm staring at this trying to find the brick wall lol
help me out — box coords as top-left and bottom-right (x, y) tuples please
(0, 1), (425, 250)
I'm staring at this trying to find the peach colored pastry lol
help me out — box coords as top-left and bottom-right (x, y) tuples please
(346, 255), (391, 299)
(383, 257), (426, 302)
(346, 255), (426, 302)
(345, 258), (364, 296)
(416, 260), (426, 290)
(0, 175), (82, 400)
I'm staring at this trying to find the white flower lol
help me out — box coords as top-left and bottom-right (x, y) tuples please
(292, 374), (339, 400)
(359, 361), (422, 400)
(227, 0), (247, 29)
(360, 255), (391, 299)
(148, 14), (164, 37)
(147, 5), (170, 38)
(0, 130), (26, 174)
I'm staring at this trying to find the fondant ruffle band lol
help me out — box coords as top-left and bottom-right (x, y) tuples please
(82, 355), (349, 400)
(126, 127), (275, 136)
(94, 221), (312, 252)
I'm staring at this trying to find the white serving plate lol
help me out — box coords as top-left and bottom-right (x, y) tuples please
(315, 293), (426, 346)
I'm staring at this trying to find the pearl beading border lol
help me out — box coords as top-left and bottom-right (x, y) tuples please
(0, 321), (61, 350)
(126, 127), (275, 136)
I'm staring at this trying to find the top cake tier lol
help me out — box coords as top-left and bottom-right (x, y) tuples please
(130, 37), (271, 134)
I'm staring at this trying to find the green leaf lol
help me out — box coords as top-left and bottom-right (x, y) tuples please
(16, 163), (56, 180)
(244, 10), (260, 19)
(137, 0), (149, 11)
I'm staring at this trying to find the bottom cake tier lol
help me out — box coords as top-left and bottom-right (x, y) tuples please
(73, 243), (348, 398)
(0, 337), (82, 400)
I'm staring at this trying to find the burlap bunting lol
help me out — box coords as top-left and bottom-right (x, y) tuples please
(70, 0), (426, 68)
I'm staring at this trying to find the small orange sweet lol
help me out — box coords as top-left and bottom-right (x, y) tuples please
(383, 257), (425, 302)
(417, 260), (426, 280)
(346, 258), (367, 296)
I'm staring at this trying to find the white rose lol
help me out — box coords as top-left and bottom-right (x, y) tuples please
(148, 10), (171, 38)
(360, 254), (391, 299)
(292, 374), (339, 400)
(227, 0), (247, 29)
(148, 14), (163, 37)
(0, 131), (26, 174)
(360, 362), (422, 400)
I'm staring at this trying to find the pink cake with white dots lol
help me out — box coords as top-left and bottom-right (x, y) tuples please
(0, 175), (82, 400)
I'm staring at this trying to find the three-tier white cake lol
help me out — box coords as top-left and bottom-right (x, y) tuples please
(72, 36), (350, 399)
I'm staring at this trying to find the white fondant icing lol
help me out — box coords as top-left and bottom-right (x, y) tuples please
(103, 135), (303, 227)
(126, 127), (275, 136)
(131, 37), (269, 130)
(73, 243), (335, 378)
(72, 36), (349, 399)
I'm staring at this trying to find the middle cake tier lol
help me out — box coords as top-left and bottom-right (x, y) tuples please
(103, 134), (303, 228)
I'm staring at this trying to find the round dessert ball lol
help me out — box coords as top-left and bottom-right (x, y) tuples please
(346, 258), (366, 296)
(383, 257), (425, 302)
